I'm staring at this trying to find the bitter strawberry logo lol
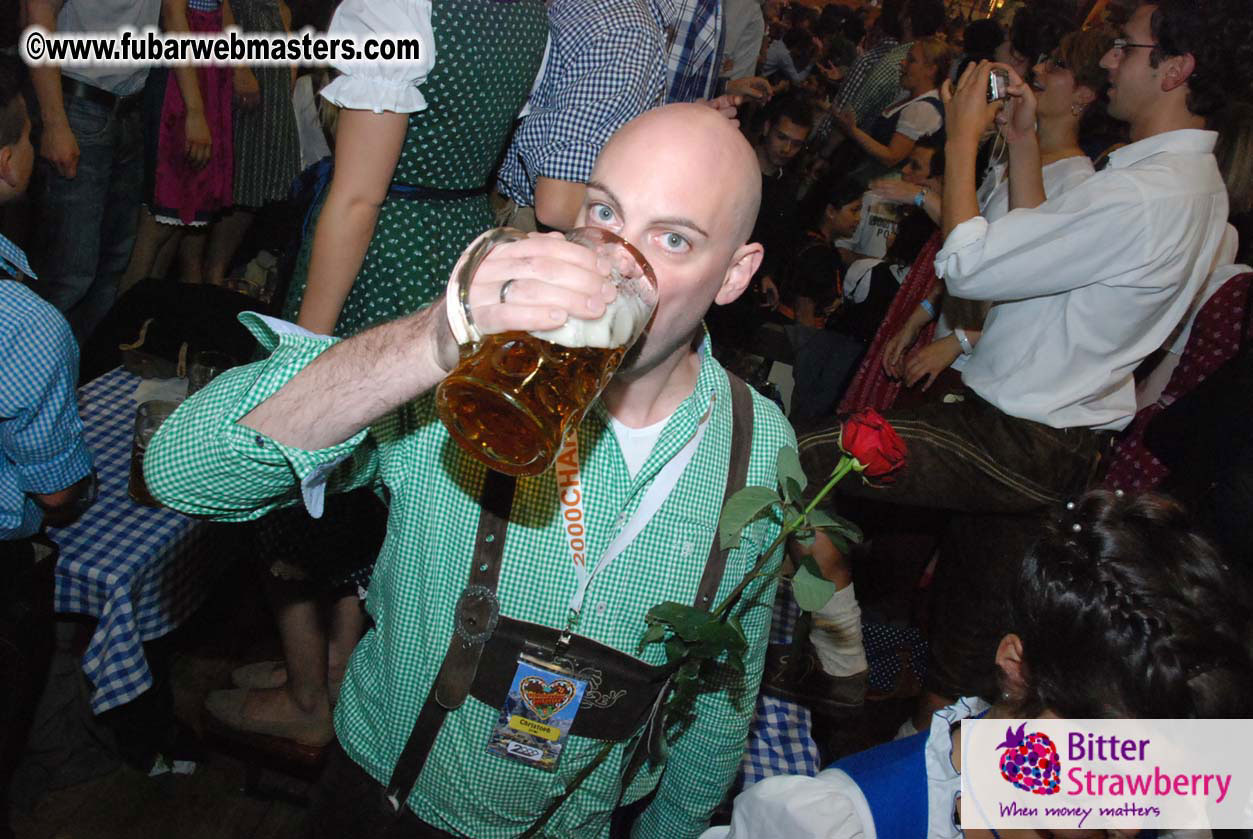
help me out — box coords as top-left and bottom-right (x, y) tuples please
(997, 723), (1061, 795)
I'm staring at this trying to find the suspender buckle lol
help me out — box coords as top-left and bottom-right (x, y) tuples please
(453, 585), (500, 647)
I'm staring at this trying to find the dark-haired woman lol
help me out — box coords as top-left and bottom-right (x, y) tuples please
(882, 28), (1113, 394)
(705, 491), (1253, 839)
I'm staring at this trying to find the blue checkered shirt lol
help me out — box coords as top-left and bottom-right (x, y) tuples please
(0, 231), (37, 282)
(813, 37), (901, 144)
(496, 0), (673, 207)
(847, 42), (911, 126)
(834, 38), (899, 112)
(1, 275), (92, 540)
(666, 0), (723, 103)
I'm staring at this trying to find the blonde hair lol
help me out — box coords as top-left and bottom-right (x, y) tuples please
(915, 36), (957, 88)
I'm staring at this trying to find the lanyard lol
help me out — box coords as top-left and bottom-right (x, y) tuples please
(554, 405), (712, 626)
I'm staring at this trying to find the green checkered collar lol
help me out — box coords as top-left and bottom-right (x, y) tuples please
(586, 327), (726, 490)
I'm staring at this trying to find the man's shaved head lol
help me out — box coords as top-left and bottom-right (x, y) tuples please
(597, 103), (762, 246)
(580, 104), (766, 378)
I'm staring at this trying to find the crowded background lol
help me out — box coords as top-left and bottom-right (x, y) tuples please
(3, 0), (1253, 836)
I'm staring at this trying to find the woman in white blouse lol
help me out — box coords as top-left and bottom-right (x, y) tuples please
(833, 37), (956, 176)
(880, 27), (1116, 391)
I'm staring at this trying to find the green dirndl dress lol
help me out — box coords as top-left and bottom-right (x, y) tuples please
(283, 0), (549, 338)
(267, 0), (547, 591)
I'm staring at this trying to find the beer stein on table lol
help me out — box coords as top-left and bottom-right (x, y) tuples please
(187, 350), (235, 396)
(129, 400), (179, 507)
(436, 227), (658, 477)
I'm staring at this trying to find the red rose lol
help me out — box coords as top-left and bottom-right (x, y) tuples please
(839, 409), (906, 482)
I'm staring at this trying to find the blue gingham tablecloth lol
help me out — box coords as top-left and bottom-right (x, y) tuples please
(737, 584), (930, 789)
(738, 586), (821, 788)
(49, 367), (219, 713)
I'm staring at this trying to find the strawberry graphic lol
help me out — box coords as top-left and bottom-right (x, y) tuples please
(996, 723), (1061, 795)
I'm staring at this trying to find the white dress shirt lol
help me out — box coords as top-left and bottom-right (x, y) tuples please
(721, 0), (765, 81)
(1136, 225), (1245, 410)
(937, 154), (1096, 373)
(935, 129), (1229, 431)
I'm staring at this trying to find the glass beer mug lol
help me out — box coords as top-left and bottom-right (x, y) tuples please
(129, 399), (179, 507)
(436, 227), (658, 477)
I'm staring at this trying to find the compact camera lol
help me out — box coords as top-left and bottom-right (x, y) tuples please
(987, 68), (1011, 102)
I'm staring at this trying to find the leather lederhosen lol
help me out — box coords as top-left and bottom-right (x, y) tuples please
(384, 374), (757, 813)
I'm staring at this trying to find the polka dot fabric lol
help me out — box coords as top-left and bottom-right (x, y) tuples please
(863, 621), (927, 694)
(1104, 274), (1252, 493)
(283, 0), (548, 338)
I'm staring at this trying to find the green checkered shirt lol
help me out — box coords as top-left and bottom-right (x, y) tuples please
(146, 314), (795, 838)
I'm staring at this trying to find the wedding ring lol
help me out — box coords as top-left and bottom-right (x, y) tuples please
(499, 278), (517, 305)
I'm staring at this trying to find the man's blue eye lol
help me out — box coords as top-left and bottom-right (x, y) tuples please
(663, 233), (688, 251)
(593, 204), (614, 221)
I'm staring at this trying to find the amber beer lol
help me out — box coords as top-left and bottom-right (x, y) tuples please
(436, 227), (657, 476)
(437, 332), (627, 476)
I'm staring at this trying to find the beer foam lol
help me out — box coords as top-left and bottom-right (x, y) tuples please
(530, 290), (653, 349)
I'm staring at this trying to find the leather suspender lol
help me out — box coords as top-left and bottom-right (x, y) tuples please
(385, 373), (756, 812)
(384, 468), (516, 810)
(692, 373), (755, 608)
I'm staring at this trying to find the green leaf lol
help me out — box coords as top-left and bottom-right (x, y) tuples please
(792, 563), (838, 611)
(776, 446), (807, 498)
(782, 477), (804, 505)
(648, 601), (717, 642)
(693, 620), (748, 655)
(726, 651), (746, 675)
(665, 637), (687, 663)
(637, 623), (666, 653)
(794, 554), (828, 582)
(806, 509), (864, 544)
(648, 601), (693, 624)
(718, 486), (781, 549)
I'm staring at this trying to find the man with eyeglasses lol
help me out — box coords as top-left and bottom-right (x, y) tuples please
(794, 0), (1249, 733)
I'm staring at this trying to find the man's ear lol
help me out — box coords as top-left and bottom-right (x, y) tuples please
(995, 633), (1027, 701)
(715, 242), (764, 306)
(1160, 52), (1196, 93)
(0, 145), (13, 190)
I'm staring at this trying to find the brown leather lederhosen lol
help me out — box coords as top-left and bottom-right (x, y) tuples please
(384, 374), (756, 814)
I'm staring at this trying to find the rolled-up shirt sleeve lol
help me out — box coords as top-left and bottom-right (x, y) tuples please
(0, 294), (92, 539)
(144, 313), (377, 522)
(319, 0), (436, 114)
(935, 171), (1150, 301)
(520, 25), (665, 187)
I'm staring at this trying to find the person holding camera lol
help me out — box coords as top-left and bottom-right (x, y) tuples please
(795, 0), (1249, 733)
